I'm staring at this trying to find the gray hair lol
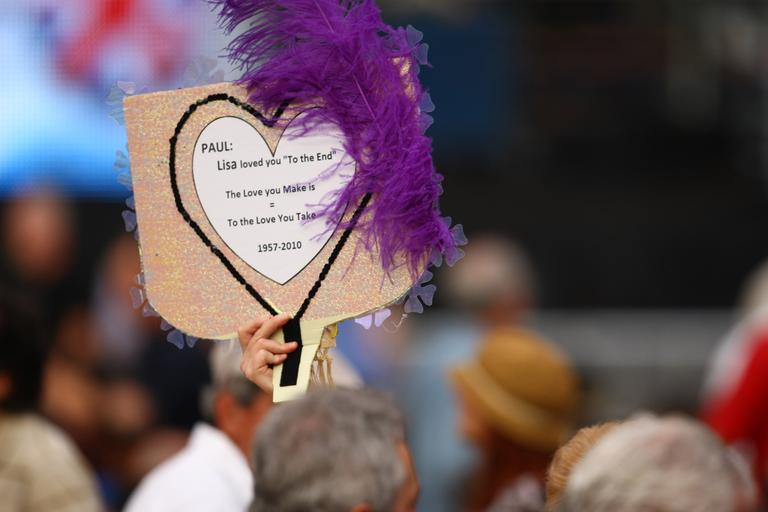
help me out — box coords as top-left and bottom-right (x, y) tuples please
(561, 415), (754, 512)
(201, 339), (261, 420)
(251, 388), (407, 512)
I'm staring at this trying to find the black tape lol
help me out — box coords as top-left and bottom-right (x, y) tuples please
(280, 317), (303, 386)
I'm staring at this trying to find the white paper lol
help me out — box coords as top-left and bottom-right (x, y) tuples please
(193, 111), (354, 284)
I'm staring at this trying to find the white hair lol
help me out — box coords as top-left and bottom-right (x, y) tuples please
(561, 416), (754, 512)
(250, 388), (407, 512)
(201, 339), (261, 420)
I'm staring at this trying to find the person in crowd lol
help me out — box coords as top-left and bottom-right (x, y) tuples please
(1, 189), (80, 329)
(397, 234), (538, 512)
(92, 233), (154, 365)
(450, 327), (580, 512)
(443, 235), (536, 327)
(52, 233), (211, 508)
(544, 422), (619, 511)
(702, 259), (768, 498)
(561, 415), (756, 512)
(94, 234), (211, 432)
(250, 387), (419, 512)
(124, 339), (272, 511)
(0, 291), (102, 511)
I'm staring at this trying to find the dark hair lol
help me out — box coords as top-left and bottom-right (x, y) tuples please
(0, 291), (49, 412)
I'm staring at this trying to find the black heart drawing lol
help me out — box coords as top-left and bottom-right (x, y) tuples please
(168, 93), (371, 387)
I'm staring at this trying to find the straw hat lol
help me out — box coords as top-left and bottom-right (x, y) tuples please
(451, 327), (580, 451)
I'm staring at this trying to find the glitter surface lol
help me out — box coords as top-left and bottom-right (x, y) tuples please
(124, 83), (419, 339)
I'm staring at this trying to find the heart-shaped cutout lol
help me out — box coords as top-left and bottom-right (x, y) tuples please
(192, 110), (354, 284)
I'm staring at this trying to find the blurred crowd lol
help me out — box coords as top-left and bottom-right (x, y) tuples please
(4, 1), (768, 511)
(1, 189), (211, 508)
(2, 190), (768, 512)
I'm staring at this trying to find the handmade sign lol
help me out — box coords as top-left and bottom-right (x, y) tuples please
(123, 0), (461, 402)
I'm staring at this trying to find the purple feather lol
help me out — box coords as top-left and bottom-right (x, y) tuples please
(212, 0), (456, 274)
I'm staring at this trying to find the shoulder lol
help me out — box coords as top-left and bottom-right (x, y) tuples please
(125, 446), (202, 507)
(0, 414), (101, 511)
(125, 435), (249, 512)
(1, 414), (92, 477)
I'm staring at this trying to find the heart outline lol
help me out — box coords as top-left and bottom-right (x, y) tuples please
(169, 93), (368, 319)
(189, 111), (351, 285)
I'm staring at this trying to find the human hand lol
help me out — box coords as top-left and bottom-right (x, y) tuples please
(238, 313), (299, 392)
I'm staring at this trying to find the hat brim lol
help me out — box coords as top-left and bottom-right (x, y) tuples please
(450, 361), (571, 452)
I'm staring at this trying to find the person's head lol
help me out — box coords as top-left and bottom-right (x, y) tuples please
(451, 327), (580, 458)
(2, 189), (75, 285)
(444, 234), (535, 325)
(251, 388), (419, 512)
(202, 340), (272, 457)
(545, 422), (619, 511)
(562, 415), (756, 512)
(0, 291), (48, 413)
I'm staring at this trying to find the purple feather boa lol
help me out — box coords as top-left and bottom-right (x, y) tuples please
(212, 0), (457, 275)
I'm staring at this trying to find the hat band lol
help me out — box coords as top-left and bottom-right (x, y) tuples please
(459, 360), (572, 449)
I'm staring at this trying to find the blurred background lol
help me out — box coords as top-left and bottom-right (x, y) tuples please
(3, 0), (768, 510)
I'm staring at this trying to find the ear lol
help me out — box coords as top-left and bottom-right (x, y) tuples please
(350, 504), (373, 512)
(213, 391), (240, 432)
(254, 391), (273, 416)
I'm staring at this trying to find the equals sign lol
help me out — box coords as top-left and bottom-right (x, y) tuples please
(270, 202), (275, 208)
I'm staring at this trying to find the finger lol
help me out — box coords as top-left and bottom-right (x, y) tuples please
(237, 317), (266, 350)
(256, 339), (298, 355)
(259, 349), (289, 366)
(240, 360), (274, 392)
(252, 313), (292, 342)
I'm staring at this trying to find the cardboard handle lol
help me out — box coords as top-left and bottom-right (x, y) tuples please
(271, 316), (346, 402)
